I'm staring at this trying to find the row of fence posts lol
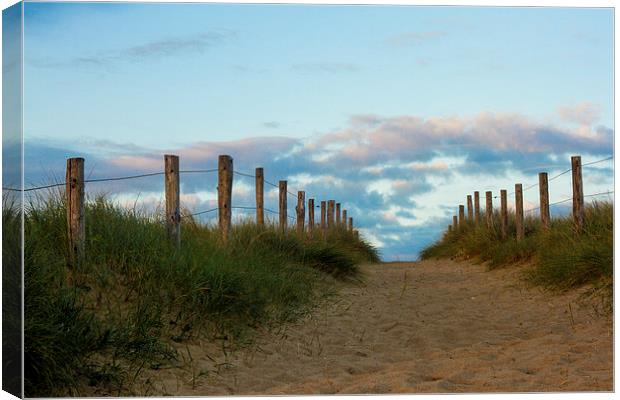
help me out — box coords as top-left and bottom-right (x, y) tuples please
(447, 155), (587, 240)
(65, 154), (357, 267)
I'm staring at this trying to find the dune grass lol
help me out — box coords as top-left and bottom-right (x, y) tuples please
(421, 201), (612, 309)
(9, 194), (379, 396)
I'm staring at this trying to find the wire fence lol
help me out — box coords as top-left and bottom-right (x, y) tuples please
(233, 170), (301, 199)
(491, 155), (613, 198)
(524, 190), (614, 214)
(8, 154), (610, 234)
(4, 165), (319, 223)
(449, 154), (614, 238)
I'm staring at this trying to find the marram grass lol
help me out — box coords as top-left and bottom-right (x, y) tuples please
(421, 201), (612, 310)
(7, 194), (378, 396)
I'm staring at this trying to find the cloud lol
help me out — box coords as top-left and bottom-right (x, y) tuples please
(557, 102), (602, 126)
(572, 32), (600, 45)
(29, 30), (236, 69)
(385, 31), (447, 46)
(300, 111), (612, 174)
(262, 121), (281, 129)
(416, 59), (430, 67)
(121, 31), (233, 61)
(291, 63), (360, 74)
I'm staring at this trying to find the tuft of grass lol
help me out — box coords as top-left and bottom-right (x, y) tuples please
(15, 194), (378, 396)
(529, 202), (613, 290)
(421, 201), (612, 308)
(3, 196), (24, 397)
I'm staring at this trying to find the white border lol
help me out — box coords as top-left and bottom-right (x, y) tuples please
(0, 1), (615, 399)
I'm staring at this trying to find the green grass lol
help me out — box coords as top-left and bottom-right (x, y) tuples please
(10, 194), (379, 396)
(421, 201), (612, 308)
(3, 196), (23, 397)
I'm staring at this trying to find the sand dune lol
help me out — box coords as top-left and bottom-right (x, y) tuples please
(134, 260), (612, 395)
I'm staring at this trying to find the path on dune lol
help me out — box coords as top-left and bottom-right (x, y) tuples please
(144, 260), (613, 395)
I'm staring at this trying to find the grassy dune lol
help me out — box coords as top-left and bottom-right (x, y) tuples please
(7, 195), (378, 396)
(421, 201), (612, 310)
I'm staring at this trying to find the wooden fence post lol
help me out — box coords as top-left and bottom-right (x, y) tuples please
(279, 180), (287, 231)
(349, 217), (353, 233)
(448, 224), (452, 233)
(296, 191), (305, 236)
(485, 191), (493, 229)
(458, 205), (465, 226)
(453, 215), (458, 230)
(66, 157), (85, 268)
(466, 195), (473, 221)
(218, 155), (233, 244)
(255, 167), (264, 227)
(342, 209), (347, 228)
(327, 200), (335, 229)
(474, 191), (480, 225)
(164, 154), (181, 248)
(308, 198), (315, 239)
(336, 202), (341, 226)
(500, 189), (508, 239)
(515, 183), (524, 241)
(321, 200), (327, 238)
(539, 172), (550, 229)
(571, 155), (584, 232)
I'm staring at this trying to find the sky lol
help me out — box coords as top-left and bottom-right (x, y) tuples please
(16, 2), (615, 260)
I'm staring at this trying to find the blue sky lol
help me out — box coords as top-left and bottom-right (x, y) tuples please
(19, 3), (614, 260)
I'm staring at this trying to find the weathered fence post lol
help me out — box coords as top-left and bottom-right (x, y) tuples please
(515, 183), (524, 241)
(342, 209), (347, 229)
(218, 155), (233, 244)
(500, 189), (508, 239)
(255, 167), (264, 227)
(348, 217), (353, 233)
(466, 195), (473, 221)
(66, 157), (85, 268)
(539, 172), (550, 229)
(164, 154), (181, 248)
(448, 224), (452, 233)
(308, 198), (315, 239)
(571, 155), (584, 232)
(296, 191), (305, 236)
(474, 191), (480, 225)
(458, 205), (465, 226)
(327, 200), (335, 229)
(485, 191), (493, 229)
(336, 202), (341, 226)
(279, 180), (287, 231)
(321, 200), (327, 238)
(453, 215), (458, 230)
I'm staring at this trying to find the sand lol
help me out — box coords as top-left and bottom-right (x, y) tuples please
(133, 259), (613, 395)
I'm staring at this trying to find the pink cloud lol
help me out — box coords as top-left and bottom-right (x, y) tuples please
(103, 136), (300, 172)
(299, 111), (612, 169)
(557, 102), (602, 126)
(110, 155), (162, 171)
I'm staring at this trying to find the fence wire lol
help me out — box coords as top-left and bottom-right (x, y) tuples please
(4, 168), (220, 193)
(233, 171), (303, 200)
(182, 205), (297, 222)
(523, 190), (614, 214)
(6, 166), (305, 224)
(491, 155), (612, 199)
(181, 207), (218, 219)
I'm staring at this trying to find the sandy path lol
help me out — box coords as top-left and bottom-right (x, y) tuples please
(139, 260), (612, 395)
